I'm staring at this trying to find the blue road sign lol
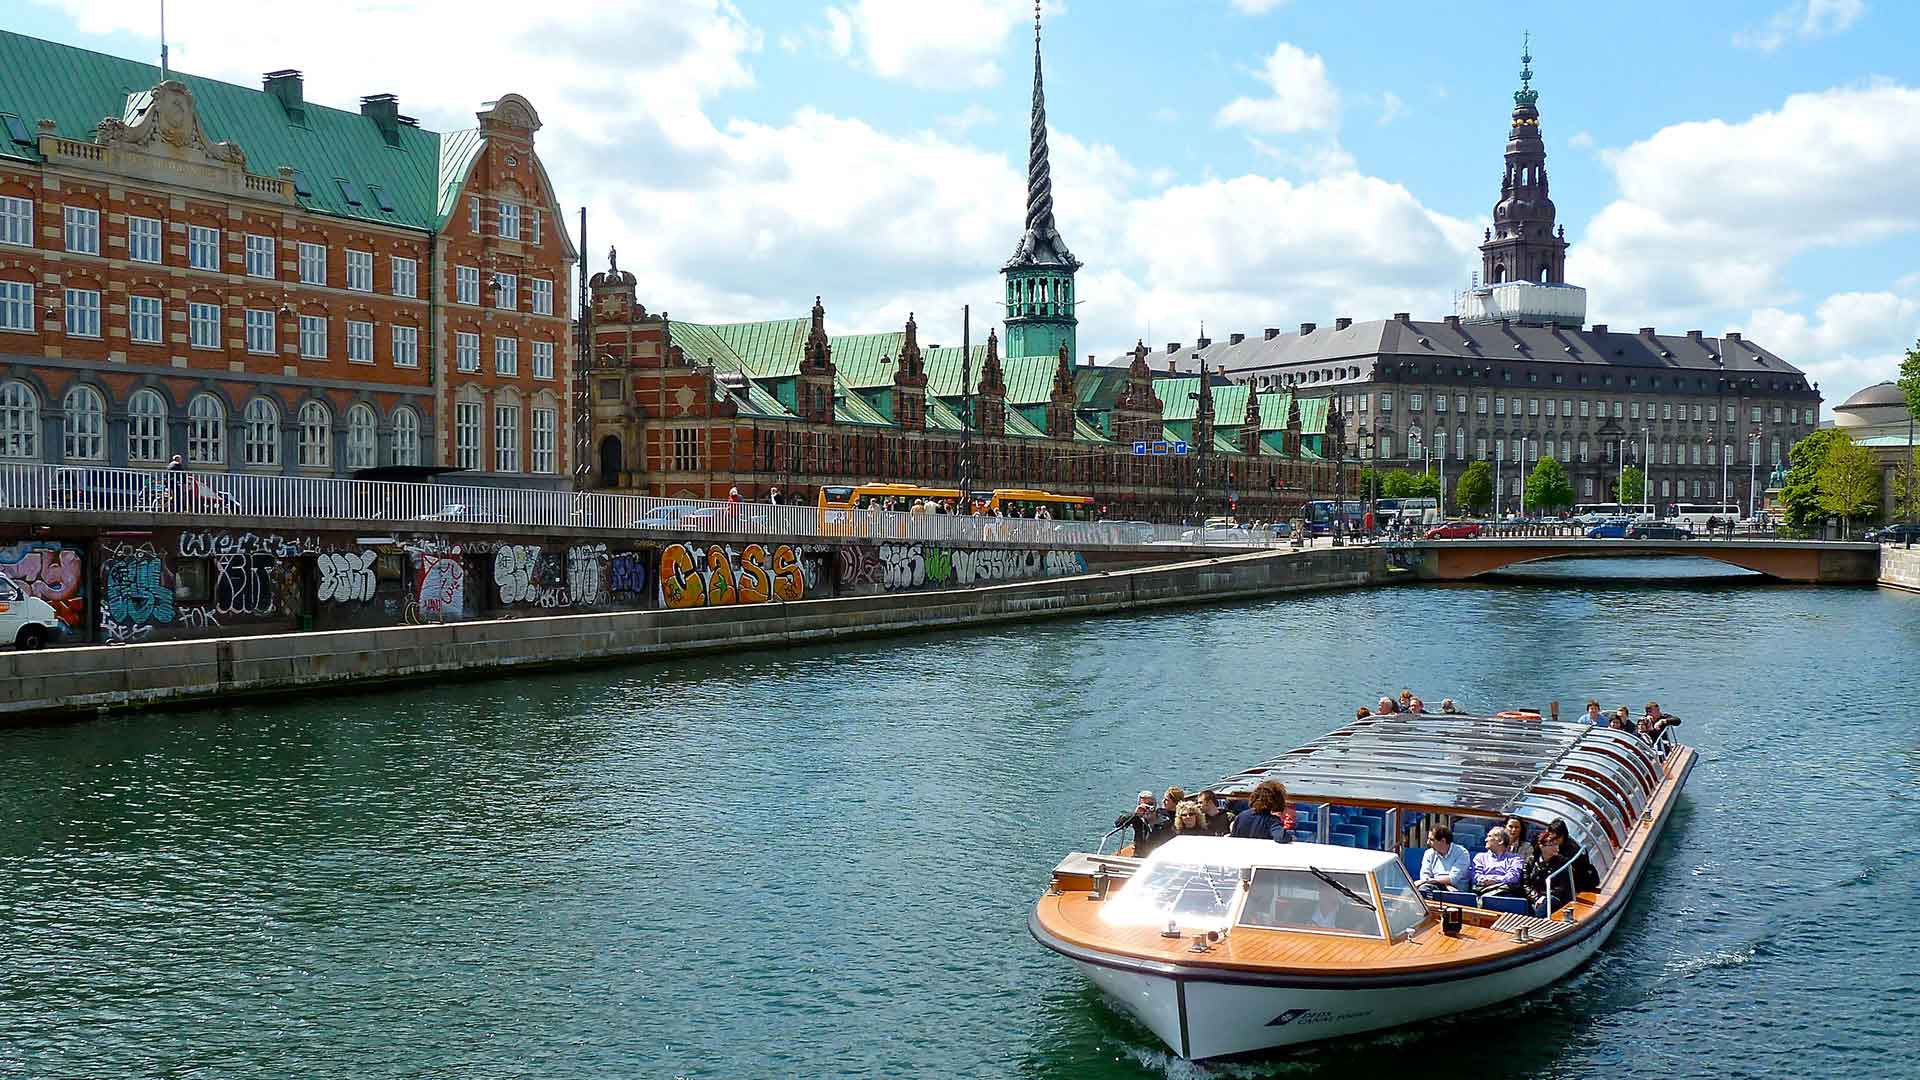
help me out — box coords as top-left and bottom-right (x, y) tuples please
(1173, 440), (1189, 456)
(1132, 441), (1148, 456)
(1151, 440), (1170, 456)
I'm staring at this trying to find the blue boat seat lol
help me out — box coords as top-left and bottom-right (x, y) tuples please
(1478, 894), (1534, 916)
(1401, 848), (1423, 882)
(1330, 833), (1358, 848)
(1426, 889), (1479, 907)
(1292, 828), (1317, 843)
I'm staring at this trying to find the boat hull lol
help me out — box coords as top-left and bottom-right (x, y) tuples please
(1063, 913), (1616, 1058)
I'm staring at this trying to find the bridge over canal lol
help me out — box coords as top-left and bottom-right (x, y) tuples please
(1394, 538), (1882, 583)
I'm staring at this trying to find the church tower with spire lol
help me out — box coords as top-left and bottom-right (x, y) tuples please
(1002, 1), (1080, 362)
(1480, 35), (1568, 287)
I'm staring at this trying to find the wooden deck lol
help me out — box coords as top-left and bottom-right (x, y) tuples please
(1036, 745), (1694, 977)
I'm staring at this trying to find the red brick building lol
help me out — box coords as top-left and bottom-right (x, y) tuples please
(0, 31), (576, 484)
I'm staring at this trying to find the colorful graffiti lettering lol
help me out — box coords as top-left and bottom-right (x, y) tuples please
(836, 545), (882, 588)
(568, 545), (609, 607)
(211, 552), (290, 616)
(875, 543), (1087, 591)
(0, 542), (85, 639)
(101, 541), (173, 643)
(179, 531), (316, 558)
(610, 551), (651, 600)
(317, 550), (378, 603)
(495, 546), (539, 605)
(416, 554), (465, 623)
(659, 543), (805, 609)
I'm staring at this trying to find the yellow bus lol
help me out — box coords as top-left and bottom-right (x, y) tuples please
(817, 482), (964, 535)
(982, 488), (1097, 521)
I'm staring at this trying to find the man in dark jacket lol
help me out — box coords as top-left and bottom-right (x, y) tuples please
(1116, 791), (1172, 856)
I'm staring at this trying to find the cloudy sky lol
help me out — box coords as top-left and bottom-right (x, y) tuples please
(19, 0), (1920, 404)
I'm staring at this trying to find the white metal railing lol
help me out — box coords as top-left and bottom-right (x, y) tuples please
(0, 462), (1295, 551)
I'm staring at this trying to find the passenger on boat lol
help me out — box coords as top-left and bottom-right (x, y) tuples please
(1440, 698), (1461, 714)
(1609, 708), (1636, 733)
(1172, 801), (1209, 839)
(1398, 689), (1414, 711)
(1521, 829), (1571, 913)
(1638, 702), (1683, 743)
(1505, 816), (1534, 860)
(1417, 825), (1472, 893)
(1471, 827), (1526, 895)
(1377, 696), (1399, 715)
(1228, 779), (1295, 844)
(1356, 706), (1372, 720)
(1407, 697), (1427, 716)
(1584, 699), (1607, 726)
(1546, 818), (1601, 892)
(1115, 791), (1171, 856)
(1195, 790), (1235, 836)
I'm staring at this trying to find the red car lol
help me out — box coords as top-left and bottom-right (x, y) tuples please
(1423, 521), (1484, 539)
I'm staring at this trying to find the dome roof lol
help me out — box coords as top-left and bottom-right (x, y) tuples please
(1837, 381), (1906, 409)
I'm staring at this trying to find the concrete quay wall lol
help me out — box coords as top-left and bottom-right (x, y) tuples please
(0, 546), (1384, 722)
(1880, 545), (1920, 593)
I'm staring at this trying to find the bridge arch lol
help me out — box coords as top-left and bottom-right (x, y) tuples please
(1405, 540), (1879, 585)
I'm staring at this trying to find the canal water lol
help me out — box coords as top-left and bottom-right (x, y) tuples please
(1, 558), (1916, 1078)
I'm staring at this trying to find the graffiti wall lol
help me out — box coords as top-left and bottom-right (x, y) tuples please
(99, 540), (174, 644)
(658, 542), (806, 609)
(483, 542), (624, 612)
(0, 541), (87, 640)
(871, 543), (1087, 592)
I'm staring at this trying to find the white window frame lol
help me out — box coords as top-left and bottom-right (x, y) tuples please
(456, 265), (479, 305)
(346, 319), (373, 364)
(529, 278), (553, 316)
(390, 256), (418, 298)
(187, 393), (225, 466)
(128, 295), (163, 344)
(298, 241), (327, 285)
(62, 384), (107, 462)
(494, 402), (521, 472)
(454, 400), (481, 470)
(494, 336), (518, 376)
(188, 225), (220, 271)
(245, 308), (276, 355)
(493, 272), (517, 311)
(0, 380), (39, 460)
(64, 288), (101, 338)
(127, 389), (167, 463)
(0, 196), (32, 248)
(455, 331), (480, 373)
(297, 401), (332, 468)
(63, 206), (100, 255)
(346, 404), (377, 470)
(0, 281), (32, 331)
(529, 208), (542, 245)
(469, 197), (482, 234)
(531, 407), (556, 474)
(391, 407), (420, 466)
(189, 301), (221, 350)
(531, 340), (554, 380)
(498, 202), (521, 240)
(246, 233), (276, 278)
(243, 398), (280, 467)
(128, 215), (162, 263)
(391, 324), (419, 368)
(298, 314), (328, 359)
(345, 249), (373, 292)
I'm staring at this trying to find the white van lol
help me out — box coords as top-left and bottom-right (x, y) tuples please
(0, 573), (60, 649)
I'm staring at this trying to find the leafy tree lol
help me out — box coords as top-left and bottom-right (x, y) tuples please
(1892, 448), (1920, 523)
(1524, 456), (1575, 512)
(1900, 338), (1920, 425)
(1779, 428), (1850, 536)
(1616, 466), (1645, 507)
(1454, 460), (1492, 515)
(1816, 438), (1882, 537)
(1380, 468), (1443, 500)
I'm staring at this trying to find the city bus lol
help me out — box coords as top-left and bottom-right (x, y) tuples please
(1302, 499), (1366, 536)
(1573, 502), (1650, 524)
(1668, 502), (1742, 529)
(981, 489), (1097, 521)
(817, 483), (963, 535)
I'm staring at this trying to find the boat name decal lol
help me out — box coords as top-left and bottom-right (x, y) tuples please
(1266, 1007), (1371, 1028)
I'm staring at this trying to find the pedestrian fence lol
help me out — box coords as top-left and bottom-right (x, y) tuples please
(0, 463), (1300, 551)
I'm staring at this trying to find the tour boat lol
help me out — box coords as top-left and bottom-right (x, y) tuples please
(1029, 710), (1695, 1059)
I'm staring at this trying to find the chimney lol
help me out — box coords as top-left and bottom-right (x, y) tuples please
(1591, 323), (1608, 335)
(1229, 332), (1245, 346)
(1196, 336), (1212, 349)
(1264, 327), (1280, 340)
(1300, 322), (1316, 335)
(1639, 327), (1657, 336)
(1443, 315), (1460, 329)
(360, 93), (400, 144)
(1726, 331), (1742, 342)
(1686, 329), (1703, 340)
(1335, 316), (1353, 331)
(264, 70), (304, 120)
(1167, 359), (1177, 374)
(1392, 312), (1411, 323)
(1166, 342), (1181, 354)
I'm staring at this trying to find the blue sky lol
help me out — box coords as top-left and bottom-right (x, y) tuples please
(19, 0), (1918, 404)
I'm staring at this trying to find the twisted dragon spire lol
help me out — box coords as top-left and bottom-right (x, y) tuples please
(1005, 1), (1078, 270)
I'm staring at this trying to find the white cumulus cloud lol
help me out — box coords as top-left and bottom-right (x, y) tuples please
(823, 0), (1039, 90)
(1216, 41), (1341, 135)
(1733, 0), (1866, 53)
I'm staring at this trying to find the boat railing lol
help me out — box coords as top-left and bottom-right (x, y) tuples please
(1541, 855), (1581, 919)
(1094, 823), (1130, 857)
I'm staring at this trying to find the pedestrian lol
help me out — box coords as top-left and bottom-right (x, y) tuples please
(166, 454), (184, 472)
(769, 486), (782, 506)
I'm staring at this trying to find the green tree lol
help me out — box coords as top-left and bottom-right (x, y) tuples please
(1380, 468), (1443, 500)
(1816, 438), (1882, 537)
(1892, 448), (1920, 523)
(1779, 428), (1850, 536)
(1525, 456), (1575, 512)
(1617, 466), (1646, 507)
(1454, 460), (1493, 515)
(1899, 338), (1920, 426)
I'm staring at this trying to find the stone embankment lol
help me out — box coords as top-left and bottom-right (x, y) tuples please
(1880, 545), (1920, 593)
(2, 545), (1383, 722)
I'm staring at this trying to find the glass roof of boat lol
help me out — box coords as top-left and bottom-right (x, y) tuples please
(1205, 713), (1661, 829)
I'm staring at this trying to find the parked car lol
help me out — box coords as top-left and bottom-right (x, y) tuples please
(631, 505), (701, 529)
(1626, 522), (1695, 540)
(1270, 521), (1293, 538)
(1423, 520), (1484, 540)
(1585, 518), (1632, 539)
(1098, 519), (1157, 545)
(51, 466), (153, 511)
(0, 573), (60, 650)
(413, 503), (510, 523)
(1180, 522), (1256, 544)
(1863, 522), (1920, 544)
(677, 507), (770, 531)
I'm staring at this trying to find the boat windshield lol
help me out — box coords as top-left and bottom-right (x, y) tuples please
(1373, 859), (1429, 939)
(1237, 868), (1382, 938)
(1101, 861), (1243, 930)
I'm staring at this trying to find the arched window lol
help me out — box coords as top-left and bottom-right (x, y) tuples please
(391, 406), (420, 466)
(297, 400), (332, 468)
(0, 380), (39, 460)
(188, 393), (226, 465)
(1407, 426), (1423, 459)
(345, 404), (377, 470)
(1454, 426), (1466, 460)
(1492, 264), (1507, 284)
(1538, 265), (1550, 283)
(243, 397), (279, 466)
(127, 389), (167, 463)
(1433, 429), (1447, 459)
(63, 384), (106, 461)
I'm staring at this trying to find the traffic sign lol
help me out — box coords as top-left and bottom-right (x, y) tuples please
(1173, 440), (1189, 456)
(1151, 440), (1169, 456)
(1132, 441), (1148, 456)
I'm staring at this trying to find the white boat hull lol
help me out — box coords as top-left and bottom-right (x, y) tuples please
(1069, 912), (1618, 1058)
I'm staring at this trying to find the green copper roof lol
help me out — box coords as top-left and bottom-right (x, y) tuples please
(833, 374), (892, 426)
(1002, 355), (1065, 405)
(1073, 416), (1110, 443)
(1155, 376), (1206, 421)
(0, 30), (444, 229)
(435, 128), (485, 225)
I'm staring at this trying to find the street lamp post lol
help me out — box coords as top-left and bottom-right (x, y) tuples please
(1642, 426), (1652, 517)
(1748, 426), (1762, 524)
(1330, 406), (1348, 546)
